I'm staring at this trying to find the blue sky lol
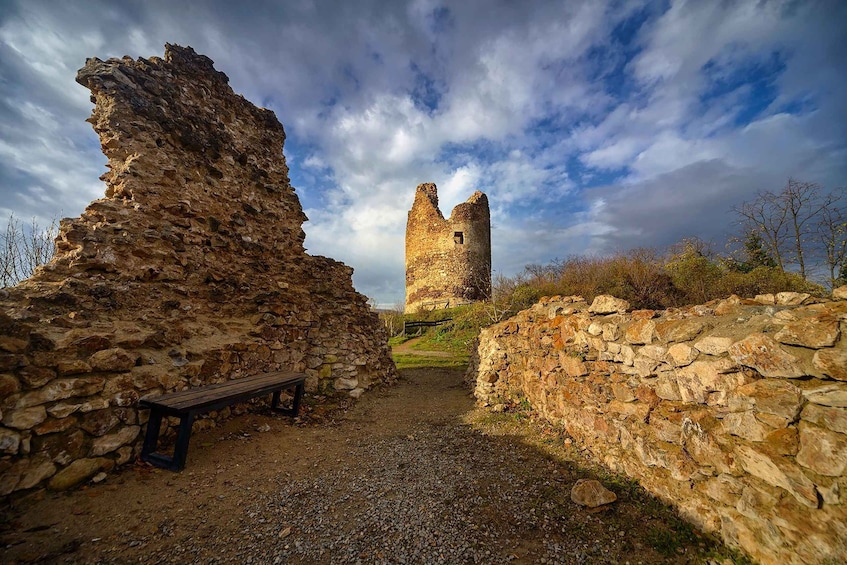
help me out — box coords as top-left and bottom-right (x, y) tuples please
(1, 0), (845, 305)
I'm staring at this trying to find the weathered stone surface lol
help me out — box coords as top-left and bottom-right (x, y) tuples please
(694, 336), (734, 356)
(654, 319), (704, 343)
(775, 315), (840, 348)
(405, 183), (491, 313)
(676, 359), (745, 404)
(722, 411), (770, 441)
(0, 373), (19, 396)
(48, 458), (112, 491)
(0, 427), (21, 454)
(833, 285), (847, 300)
(334, 377), (358, 391)
(796, 422), (847, 476)
(625, 319), (655, 345)
(2, 406), (47, 430)
(728, 334), (806, 378)
(18, 366), (55, 388)
(88, 347), (139, 371)
(813, 348), (847, 381)
(734, 379), (803, 421)
(17, 456), (57, 490)
(79, 409), (119, 437)
(803, 384), (847, 407)
(801, 403), (847, 434)
(16, 377), (106, 408)
(735, 445), (818, 508)
(776, 292), (811, 305)
(570, 479), (617, 507)
(89, 425), (139, 456)
(667, 343), (698, 367)
(588, 295), (629, 314)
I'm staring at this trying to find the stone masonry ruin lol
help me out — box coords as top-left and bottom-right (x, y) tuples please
(405, 183), (491, 314)
(468, 290), (847, 565)
(0, 44), (396, 496)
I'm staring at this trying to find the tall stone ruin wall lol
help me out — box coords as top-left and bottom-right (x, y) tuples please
(0, 45), (396, 497)
(405, 183), (491, 313)
(469, 290), (847, 565)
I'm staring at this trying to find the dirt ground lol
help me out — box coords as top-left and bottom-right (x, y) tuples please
(1, 363), (744, 564)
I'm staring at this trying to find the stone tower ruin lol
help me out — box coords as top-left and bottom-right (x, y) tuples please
(405, 183), (491, 313)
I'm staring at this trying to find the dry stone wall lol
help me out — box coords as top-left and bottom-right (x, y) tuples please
(405, 183), (491, 313)
(0, 44), (396, 497)
(469, 289), (847, 565)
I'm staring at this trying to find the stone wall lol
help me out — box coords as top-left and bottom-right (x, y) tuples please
(0, 45), (396, 496)
(405, 183), (491, 314)
(469, 289), (847, 564)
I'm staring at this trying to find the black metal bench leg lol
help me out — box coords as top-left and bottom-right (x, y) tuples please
(171, 412), (195, 471)
(271, 383), (304, 417)
(141, 410), (164, 463)
(291, 382), (304, 416)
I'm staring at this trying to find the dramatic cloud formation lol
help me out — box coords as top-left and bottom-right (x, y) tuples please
(1, 0), (845, 304)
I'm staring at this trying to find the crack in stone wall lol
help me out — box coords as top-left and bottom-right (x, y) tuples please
(0, 44), (396, 496)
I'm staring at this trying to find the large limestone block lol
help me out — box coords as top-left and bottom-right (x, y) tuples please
(587, 295), (629, 314)
(694, 336), (734, 355)
(722, 411), (770, 441)
(801, 403), (847, 434)
(48, 457), (112, 491)
(15, 377), (106, 408)
(803, 384), (847, 407)
(655, 319), (704, 343)
(625, 319), (655, 345)
(734, 379), (803, 421)
(667, 343), (698, 367)
(812, 347), (847, 381)
(735, 445), (818, 507)
(89, 425), (140, 456)
(776, 292), (811, 305)
(2, 406), (47, 430)
(677, 359), (746, 404)
(728, 334), (806, 378)
(796, 422), (847, 476)
(0, 427), (21, 454)
(88, 347), (139, 372)
(833, 285), (847, 300)
(774, 315), (840, 348)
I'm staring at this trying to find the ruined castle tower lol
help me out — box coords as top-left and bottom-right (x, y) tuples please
(405, 183), (491, 313)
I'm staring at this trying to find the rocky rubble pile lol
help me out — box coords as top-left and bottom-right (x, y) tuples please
(0, 44), (395, 497)
(469, 288), (847, 564)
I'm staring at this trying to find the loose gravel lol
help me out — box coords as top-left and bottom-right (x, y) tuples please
(2, 367), (742, 565)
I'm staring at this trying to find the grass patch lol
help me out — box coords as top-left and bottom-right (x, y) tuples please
(391, 353), (469, 370)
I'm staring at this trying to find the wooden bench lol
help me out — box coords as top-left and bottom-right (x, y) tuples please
(139, 371), (306, 471)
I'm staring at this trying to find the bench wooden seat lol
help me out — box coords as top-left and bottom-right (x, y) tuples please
(139, 371), (306, 471)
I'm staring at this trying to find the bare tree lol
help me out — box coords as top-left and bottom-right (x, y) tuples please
(734, 179), (844, 281)
(734, 189), (789, 272)
(0, 214), (58, 288)
(816, 187), (847, 289)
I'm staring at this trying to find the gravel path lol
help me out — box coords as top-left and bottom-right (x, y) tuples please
(2, 367), (739, 564)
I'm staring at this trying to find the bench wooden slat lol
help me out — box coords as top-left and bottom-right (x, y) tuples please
(140, 371), (304, 413)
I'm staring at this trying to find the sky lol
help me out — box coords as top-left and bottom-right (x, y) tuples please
(1, 0), (845, 306)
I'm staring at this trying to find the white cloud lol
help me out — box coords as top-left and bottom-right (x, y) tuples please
(0, 0), (844, 304)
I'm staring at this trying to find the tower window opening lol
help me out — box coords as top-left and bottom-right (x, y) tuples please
(454, 231), (464, 245)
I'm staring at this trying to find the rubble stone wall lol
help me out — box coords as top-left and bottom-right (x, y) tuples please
(0, 45), (396, 497)
(405, 183), (491, 313)
(469, 290), (847, 565)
